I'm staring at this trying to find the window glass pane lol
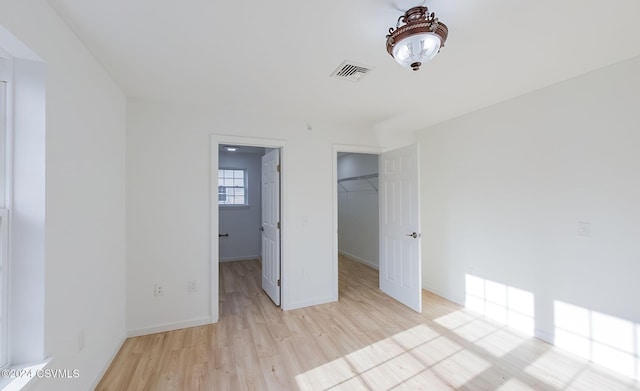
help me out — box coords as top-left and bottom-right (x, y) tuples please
(218, 169), (247, 205)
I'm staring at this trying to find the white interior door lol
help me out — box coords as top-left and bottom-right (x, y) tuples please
(261, 149), (281, 305)
(379, 144), (422, 312)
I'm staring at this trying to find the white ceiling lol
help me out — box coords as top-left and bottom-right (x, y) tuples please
(47, 0), (640, 132)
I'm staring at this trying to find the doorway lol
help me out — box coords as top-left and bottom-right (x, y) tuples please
(333, 144), (422, 312)
(218, 145), (265, 263)
(337, 152), (380, 270)
(332, 145), (383, 303)
(218, 145), (281, 306)
(211, 136), (284, 322)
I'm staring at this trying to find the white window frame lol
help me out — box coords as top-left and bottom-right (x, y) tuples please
(0, 209), (8, 369)
(0, 57), (9, 369)
(0, 81), (5, 209)
(218, 168), (248, 206)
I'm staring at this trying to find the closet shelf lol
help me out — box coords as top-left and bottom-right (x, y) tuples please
(338, 173), (378, 192)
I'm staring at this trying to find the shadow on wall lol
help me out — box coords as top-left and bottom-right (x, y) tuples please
(465, 274), (640, 381)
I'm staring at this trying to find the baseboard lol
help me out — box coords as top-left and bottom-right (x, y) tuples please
(219, 255), (260, 262)
(127, 316), (212, 338)
(421, 283), (465, 307)
(535, 328), (555, 345)
(89, 333), (127, 389)
(338, 250), (379, 270)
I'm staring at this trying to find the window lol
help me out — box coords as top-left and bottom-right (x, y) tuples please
(218, 169), (247, 205)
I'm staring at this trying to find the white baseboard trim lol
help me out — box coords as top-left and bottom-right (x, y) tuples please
(535, 328), (555, 345)
(89, 333), (127, 389)
(421, 284), (465, 307)
(338, 250), (379, 270)
(127, 316), (212, 338)
(219, 255), (260, 262)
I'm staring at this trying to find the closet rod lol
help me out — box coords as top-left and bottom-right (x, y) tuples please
(337, 173), (378, 183)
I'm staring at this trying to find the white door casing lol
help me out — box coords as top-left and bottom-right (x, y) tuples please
(261, 149), (281, 305)
(379, 144), (422, 312)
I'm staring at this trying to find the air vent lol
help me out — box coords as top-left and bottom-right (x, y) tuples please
(330, 61), (372, 82)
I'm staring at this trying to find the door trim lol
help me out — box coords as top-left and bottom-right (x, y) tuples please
(261, 148), (281, 306)
(331, 144), (384, 301)
(210, 135), (287, 322)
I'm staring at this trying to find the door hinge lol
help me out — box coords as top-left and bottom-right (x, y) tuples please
(277, 164), (281, 173)
(277, 279), (281, 287)
(277, 221), (281, 229)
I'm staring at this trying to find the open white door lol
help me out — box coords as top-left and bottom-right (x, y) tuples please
(379, 144), (422, 312)
(261, 149), (281, 305)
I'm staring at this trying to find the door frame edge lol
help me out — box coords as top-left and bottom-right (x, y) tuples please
(210, 134), (288, 321)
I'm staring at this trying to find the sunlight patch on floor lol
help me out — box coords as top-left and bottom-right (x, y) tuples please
(449, 317), (499, 343)
(430, 348), (492, 388)
(475, 328), (530, 357)
(525, 349), (587, 388)
(496, 377), (535, 390)
(294, 324), (489, 390)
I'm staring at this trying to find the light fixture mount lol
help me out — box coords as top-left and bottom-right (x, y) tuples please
(386, 5), (448, 71)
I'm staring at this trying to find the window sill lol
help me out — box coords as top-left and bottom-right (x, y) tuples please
(219, 205), (250, 210)
(0, 359), (51, 391)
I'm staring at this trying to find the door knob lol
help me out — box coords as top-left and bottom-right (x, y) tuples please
(406, 232), (419, 239)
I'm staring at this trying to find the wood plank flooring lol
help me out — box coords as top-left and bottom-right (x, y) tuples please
(96, 256), (640, 390)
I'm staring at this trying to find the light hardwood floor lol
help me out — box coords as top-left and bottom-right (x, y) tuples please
(97, 256), (640, 390)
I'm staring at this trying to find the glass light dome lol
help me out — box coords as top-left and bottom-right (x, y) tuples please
(391, 32), (441, 71)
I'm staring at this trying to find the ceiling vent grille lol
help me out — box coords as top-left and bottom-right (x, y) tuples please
(330, 61), (372, 82)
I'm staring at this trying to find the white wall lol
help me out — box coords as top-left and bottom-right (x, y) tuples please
(418, 56), (640, 375)
(126, 98), (381, 334)
(337, 153), (379, 268)
(0, 2), (126, 390)
(219, 151), (262, 261)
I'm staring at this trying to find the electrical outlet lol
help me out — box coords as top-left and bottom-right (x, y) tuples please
(187, 280), (198, 293)
(154, 283), (164, 296)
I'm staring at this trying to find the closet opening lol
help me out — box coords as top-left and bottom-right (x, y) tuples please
(336, 152), (380, 292)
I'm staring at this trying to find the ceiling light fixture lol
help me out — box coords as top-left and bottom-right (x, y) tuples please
(224, 146), (239, 152)
(386, 5), (448, 71)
